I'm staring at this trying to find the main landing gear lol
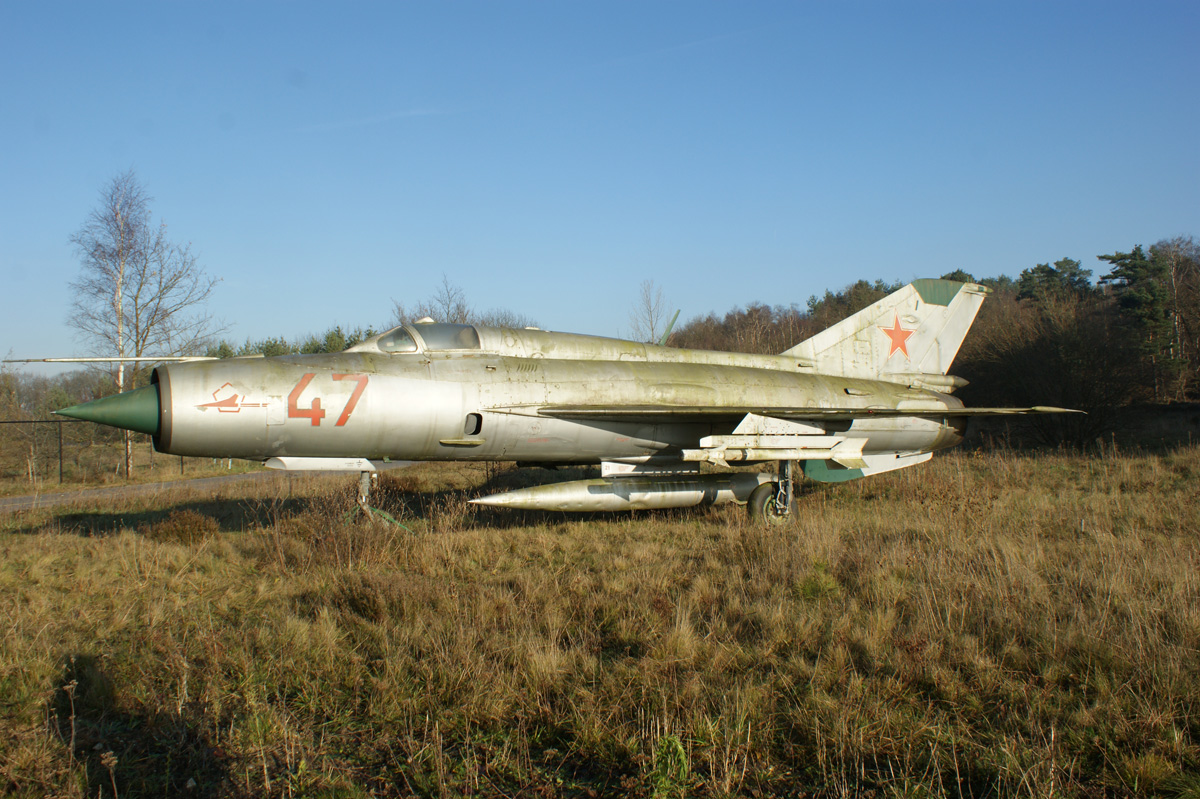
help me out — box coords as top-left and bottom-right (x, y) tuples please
(747, 460), (796, 524)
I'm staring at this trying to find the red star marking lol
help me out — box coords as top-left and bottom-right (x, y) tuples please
(879, 313), (915, 359)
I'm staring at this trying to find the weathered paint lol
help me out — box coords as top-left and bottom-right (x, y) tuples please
(55, 279), (1076, 513)
(782, 281), (989, 379)
(802, 459), (865, 483)
(470, 472), (774, 511)
(912, 278), (965, 307)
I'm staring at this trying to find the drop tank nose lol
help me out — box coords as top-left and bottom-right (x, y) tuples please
(55, 384), (161, 436)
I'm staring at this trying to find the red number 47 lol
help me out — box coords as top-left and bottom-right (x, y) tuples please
(287, 373), (368, 427)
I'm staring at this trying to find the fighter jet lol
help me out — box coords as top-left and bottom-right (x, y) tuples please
(50, 279), (1074, 520)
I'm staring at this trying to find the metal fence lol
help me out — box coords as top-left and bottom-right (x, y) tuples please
(0, 419), (187, 485)
(0, 419), (84, 483)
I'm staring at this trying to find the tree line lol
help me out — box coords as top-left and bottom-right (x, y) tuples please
(665, 236), (1200, 444)
(8, 234), (1198, 447)
(6, 167), (1197, 454)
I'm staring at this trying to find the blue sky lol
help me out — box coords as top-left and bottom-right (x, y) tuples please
(3, 1), (1197, 364)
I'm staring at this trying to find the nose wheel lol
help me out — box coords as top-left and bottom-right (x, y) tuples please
(748, 461), (795, 523)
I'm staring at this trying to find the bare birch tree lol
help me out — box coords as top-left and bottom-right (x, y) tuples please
(1152, 236), (1200, 398)
(69, 169), (220, 477)
(391, 275), (538, 328)
(629, 279), (668, 343)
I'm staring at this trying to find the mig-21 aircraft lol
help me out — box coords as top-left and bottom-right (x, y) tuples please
(46, 279), (1074, 520)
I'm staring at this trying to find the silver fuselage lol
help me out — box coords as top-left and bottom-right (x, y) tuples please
(150, 325), (964, 463)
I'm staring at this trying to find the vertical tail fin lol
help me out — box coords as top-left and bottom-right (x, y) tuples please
(783, 279), (988, 380)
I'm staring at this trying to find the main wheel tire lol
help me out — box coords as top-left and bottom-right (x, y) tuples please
(747, 482), (789, 523)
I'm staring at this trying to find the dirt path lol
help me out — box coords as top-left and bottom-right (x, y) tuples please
(0, 463), (412, 513)
(0, 471), (284, 513)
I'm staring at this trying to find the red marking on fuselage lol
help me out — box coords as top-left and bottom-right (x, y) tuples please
(200, 394), (242, 411)
(332, 373), (368, 426)
(196, 383), (267, 412)
(287, 373), (325, 425)
(196, 382), (267, 413)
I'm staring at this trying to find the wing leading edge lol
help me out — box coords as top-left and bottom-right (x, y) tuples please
(516, 404), (1081, 424)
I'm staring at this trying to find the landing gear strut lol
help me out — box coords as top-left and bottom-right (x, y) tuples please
(747, 460), (796, 523)
(357, 471), (376, 515)
(346, 470), (406, 528)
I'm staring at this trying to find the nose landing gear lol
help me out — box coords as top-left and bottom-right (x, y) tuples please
(347, 470), (406, 528)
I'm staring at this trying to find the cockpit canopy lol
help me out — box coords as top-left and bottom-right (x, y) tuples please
(377, 327), (418, 353)
(370, 323), (481, 354)
(415, 323), (481, 351)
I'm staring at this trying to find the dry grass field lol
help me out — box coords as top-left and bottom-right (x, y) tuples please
(0, 446), (1198, 798)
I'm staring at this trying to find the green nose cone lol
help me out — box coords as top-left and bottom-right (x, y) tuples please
(56, 385), (161, 436)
